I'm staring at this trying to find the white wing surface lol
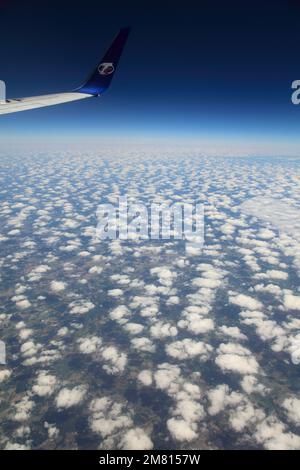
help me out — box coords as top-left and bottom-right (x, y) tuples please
(0, 92), (92, 115)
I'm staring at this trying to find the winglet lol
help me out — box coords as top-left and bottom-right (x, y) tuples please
(77, 27), (131, 96)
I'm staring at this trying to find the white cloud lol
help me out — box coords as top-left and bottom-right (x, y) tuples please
(166, 339), (212, 361)
(55, 385), (87, 409)
(101, 345), (127, 375)
(240, 375), (268, 395)
(150, 267), (176, 287)
(283, 294), (300, 310)
(229, 402), (265, 432)
(32, 371), (57, 397)
(215, 342), (260, 375)
(207, 384), (230, 415)
(258, 229), (275, 240)
(57, 326), (69, 337)
(89, 396), (132, 439)
(207, 383), (265, 433)
(219, 325), (247, 341)
(77, 336), (102, 354)
(167, 418), (197, 442)
(69, 299), (95, 315)
(50, 281), (66, 292)
(120, 428), (153, 450)
(131, 337), (155, 353)
(253, 283), (282, 298)
(154, 363), (181, 392)
(20, 340), (41, 359)
(229, 293), (263, 311)
(19, 328), (33, 341)
(166, 296), (180, 305)
(178, 314), (214, 335)
(282, 397), (300, 425)
(44, 421), (59, 440)
(254, 415), (300, 450)
(192, 277), (221, 289)
(88, 266), (103, 275)
(16, 299), (31, 310)
(109, 305), (131, 324)
(0, 369), (11, 383)
(5, 442), (30, 450)
(13, 395), (34, 422)
(150, 321), (178, 339)
(123, 322), (144, 335)
(108, 289), (123, 297)
(138, 370), (153, 386)
(260, 270), (288, 280)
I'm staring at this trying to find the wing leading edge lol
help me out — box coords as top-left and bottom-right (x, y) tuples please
(0, 27), (130, 116)
(0, 93), (92, 115)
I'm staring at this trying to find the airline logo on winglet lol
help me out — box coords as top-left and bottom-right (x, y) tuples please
(98, 62), (115, 75)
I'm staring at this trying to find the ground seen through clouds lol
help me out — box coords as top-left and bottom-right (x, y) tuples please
(0, 148), (300, 449)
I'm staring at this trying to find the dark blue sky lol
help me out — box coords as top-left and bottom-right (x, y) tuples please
(1, 0), (300, 151)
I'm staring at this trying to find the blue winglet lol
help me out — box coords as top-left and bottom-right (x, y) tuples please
(77, 27), (131, 96)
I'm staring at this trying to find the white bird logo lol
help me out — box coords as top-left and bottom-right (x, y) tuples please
(98, 62), (115, 75)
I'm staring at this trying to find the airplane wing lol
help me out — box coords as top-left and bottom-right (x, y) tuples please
(0, 93), (92, 115)
(0, 27), (130, 116)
